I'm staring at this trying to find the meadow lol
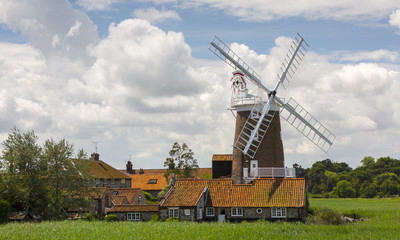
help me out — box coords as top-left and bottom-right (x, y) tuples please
(0, 198), (399, 240)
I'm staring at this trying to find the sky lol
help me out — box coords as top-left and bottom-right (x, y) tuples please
(0, 0), (400, 170)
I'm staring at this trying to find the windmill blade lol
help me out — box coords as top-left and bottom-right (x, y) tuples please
(234, 95), (276, 158)
(280, 98), (335, 152)
(209, 36), (271, 94)
(277, 33), (309, 89)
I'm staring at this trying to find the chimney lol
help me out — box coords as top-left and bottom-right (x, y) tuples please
(126, 161), (135, 174)
(91, 153), (100, 162)
(139, 168), (144, 174)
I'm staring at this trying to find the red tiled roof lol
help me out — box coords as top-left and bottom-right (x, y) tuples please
(107, 204), (159, 213)
(111, 195), (128, 205)
(108, 188), (141, 204)
(128, 174), (168, 191)
(212, 154), (232, 161)
(90, 160), (131, 180)
(161, 178), (305, 208)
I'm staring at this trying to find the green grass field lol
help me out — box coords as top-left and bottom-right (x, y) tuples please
(1, 198), (399, 240)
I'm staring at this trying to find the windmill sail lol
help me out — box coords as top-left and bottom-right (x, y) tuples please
(280, 98), (335, 152)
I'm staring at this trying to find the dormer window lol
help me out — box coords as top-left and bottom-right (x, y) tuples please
(112, 191), (118, 195)
(148, 179), (157, 184)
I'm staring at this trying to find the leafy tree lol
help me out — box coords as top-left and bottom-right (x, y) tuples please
(330, 180), (356, 198)
(163, 142), (199, 179)
(0, 199), (9, 223)
(293, 163), (306, 178)
(42, 139), (93, 218)
(0, 127), (47, 211)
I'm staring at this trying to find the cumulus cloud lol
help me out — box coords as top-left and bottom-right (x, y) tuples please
(389, 9), (400, 33)
(76, 0), (121, 11)
(133, 7), (181, 24)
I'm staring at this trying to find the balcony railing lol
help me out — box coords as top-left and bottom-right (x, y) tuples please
(249, 167), (296, 178)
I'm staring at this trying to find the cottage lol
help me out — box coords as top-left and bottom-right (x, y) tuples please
(107, 205), (159, 221)
(159, 178), (307, 222)
(90, 153), (132, 188)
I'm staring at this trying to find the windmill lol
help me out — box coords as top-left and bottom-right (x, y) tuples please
(209, 33), (335, 183)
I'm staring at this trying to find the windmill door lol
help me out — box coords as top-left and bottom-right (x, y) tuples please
(250, 160), (258, 177)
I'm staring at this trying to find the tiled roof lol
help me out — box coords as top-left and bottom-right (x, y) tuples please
(111, 195), (128, 205)
(108, 188), (141, 204)
(107, 204), (159, 213)
(127, 174), (168, 191)
(161, 178), (305, 208)
(90, 160), (131, 180)
(212, 154), (232, 161)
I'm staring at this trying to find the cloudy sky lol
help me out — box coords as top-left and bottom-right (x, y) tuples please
(1, 0), (400, 170)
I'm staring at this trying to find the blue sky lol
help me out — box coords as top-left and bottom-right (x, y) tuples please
(1, 0), (400, 170)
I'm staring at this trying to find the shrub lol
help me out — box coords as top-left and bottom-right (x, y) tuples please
(307, 207), (345, 225)
(0, 199), (10, 224)
(149, 214), (160, 222)
(165, 217), (178, 222)
(143, 191), (158, 204)
(83, 212), (99, 221)
(105, 215), (120, 222)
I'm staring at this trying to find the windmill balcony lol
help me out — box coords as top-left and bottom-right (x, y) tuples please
(248, 167), (296, 178)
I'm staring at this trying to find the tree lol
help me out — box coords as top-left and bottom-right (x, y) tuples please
(42, 139), (93, 218)
(330, 180), (356, 198)
(164, 142), (199, 179)
(0, 127), (47, 211)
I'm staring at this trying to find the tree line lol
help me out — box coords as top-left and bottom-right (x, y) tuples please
(0, 128), (94, 219)
(294, 156), (400, 198)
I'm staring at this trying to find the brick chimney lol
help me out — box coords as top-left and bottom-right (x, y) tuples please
(91, 153), (100, 162)
(126, 161), (135, 174)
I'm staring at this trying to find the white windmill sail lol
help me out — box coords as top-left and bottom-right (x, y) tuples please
(209, 33), (335, 157)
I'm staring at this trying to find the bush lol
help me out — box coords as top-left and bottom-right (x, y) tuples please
(105, 215), (120, 222)
(165, 217), (178, 222)
(149, 214), (160, 222)
(0, 199), (10, 224)
(307, 207), (345, 225)
(143, 191), (158, 204)
(83, 212), (99, 221)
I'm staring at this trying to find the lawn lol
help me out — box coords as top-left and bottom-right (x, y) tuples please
(1, 198), (399, 240)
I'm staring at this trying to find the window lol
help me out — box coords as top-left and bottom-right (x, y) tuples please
(231, 208), (243, 216)
(127, 213), (140, 221)
(138, 196), (142, 204)
(111, 179), (115, 185)
(206, 207), (215, 216)
(256, 208), (263, 214)
(148, 179), (158, 184)
(112, 191), (118, 195)
(169, 208), (179, 218)
(271, 208), (286, 218)
(121, 179), (125, 184)
(184, 209), (191, 216)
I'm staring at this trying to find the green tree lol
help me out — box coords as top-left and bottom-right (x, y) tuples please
(0, 127), (47, 211)
(163, 142), (199, 179)
(330, 180), (356, 198)
(42, 139), (93, 218)
(0, 199), (9, 223)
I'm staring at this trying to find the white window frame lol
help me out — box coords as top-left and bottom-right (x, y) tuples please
(206, 207), (215, 217)
(127, 213), (140, 221)
(231, 207), (243, 217)
(184, 209), (191, 216)
(271, 207), (286, 218)
(168, 207), (179, 218)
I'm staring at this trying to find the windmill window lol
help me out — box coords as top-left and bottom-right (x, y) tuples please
(271, 207), (286, 218)
(148, 179), (158, 184)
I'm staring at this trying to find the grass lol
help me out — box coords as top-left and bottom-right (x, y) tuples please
(1, 198), (399, 240)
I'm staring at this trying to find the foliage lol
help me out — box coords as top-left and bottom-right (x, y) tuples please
(165, 216), (179, 222)
(307, 207), (345, 225)
(83, 212), (100, 221)
(163, 142), (199, 179)
(105, 215), (120, 222)
(149, 214), (160, 222)
(330, 180), (356, 198)
(0, 199), (10, 223)
(143, 191), (158, 204)
(0, 128), (93, 218)
(201, 173), (212, 179)
(157, 185), (171, 199)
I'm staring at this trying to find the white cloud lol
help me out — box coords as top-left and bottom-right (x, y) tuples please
(133, 7), (181, 24)
(76, 0), (121, 11)
(148, 0), (400, 23)
(337, 50), (399, 62)
(389, 9), (400, 33)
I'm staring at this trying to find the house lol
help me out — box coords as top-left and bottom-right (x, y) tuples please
(90, 153), (132, 188)
(159, 178), (307, 222)
(67, 187), (110, 218)
(107, 205), (159, 221)
(107, 188), (146, 205)
(121, 161), (212, 197)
